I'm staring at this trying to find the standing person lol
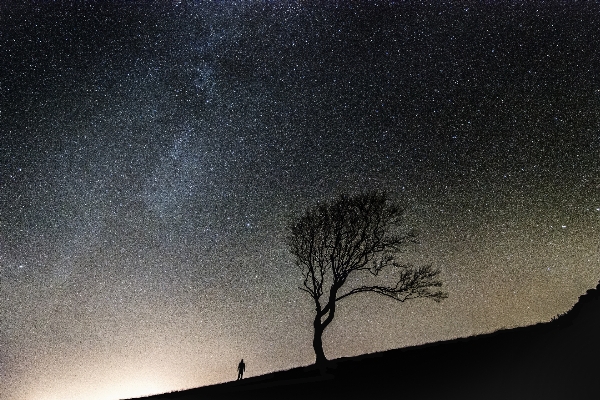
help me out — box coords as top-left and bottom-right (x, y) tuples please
(237, 359), (246, 380)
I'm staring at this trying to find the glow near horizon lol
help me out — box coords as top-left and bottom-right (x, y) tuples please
(24, 364), (171, 400)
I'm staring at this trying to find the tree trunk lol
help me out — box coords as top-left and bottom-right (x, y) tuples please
(313, 318), (328, 365)
(312, 288), (339, 365)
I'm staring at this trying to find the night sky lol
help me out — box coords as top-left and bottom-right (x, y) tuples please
(1, 2), (599, 399)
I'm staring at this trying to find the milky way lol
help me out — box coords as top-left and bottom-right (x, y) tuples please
(1, 2), (599, 399)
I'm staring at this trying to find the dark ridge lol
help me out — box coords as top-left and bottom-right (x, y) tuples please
(128, 281), (600, 400)
(551, 281), (600, 328)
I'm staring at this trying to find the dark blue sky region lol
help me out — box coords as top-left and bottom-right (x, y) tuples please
(1, 2), (599, 399)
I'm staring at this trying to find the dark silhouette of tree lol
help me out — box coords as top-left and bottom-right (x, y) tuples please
(286, 191), (447, 365)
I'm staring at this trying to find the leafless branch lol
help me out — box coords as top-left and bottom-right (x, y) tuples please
(335, 264), (447, 303)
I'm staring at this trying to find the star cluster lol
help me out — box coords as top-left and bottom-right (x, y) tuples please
(1, 2), (599, 399)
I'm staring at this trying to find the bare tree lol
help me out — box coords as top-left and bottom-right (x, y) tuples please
(286, 191), (447, 365)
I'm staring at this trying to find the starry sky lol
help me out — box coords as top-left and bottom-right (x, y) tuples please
(1, 1), (599, 399)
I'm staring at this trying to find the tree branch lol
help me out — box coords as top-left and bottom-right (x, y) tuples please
(335, 265), (448, 303)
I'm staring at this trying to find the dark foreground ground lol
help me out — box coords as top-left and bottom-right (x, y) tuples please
(130, 283), (600, 400)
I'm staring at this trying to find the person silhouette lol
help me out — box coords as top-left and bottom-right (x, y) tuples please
(237, 359), (246, 380)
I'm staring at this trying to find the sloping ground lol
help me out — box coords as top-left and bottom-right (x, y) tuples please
(131, 282), (600, 400)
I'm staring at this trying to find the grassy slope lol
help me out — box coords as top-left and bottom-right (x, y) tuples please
(130, 282), (600, 400)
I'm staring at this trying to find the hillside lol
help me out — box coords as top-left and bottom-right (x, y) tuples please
(130, 282), (600, 400)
